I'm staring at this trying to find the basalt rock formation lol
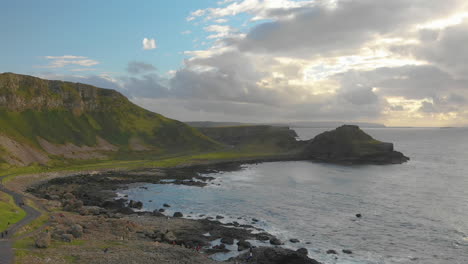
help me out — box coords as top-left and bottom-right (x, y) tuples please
(302, 125), (409, 164)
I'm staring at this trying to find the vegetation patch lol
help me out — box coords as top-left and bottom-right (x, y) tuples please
(0, 191), (26, 232)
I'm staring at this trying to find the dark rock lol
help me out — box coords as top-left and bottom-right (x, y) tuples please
(257, 234), (270, 241)
(216, 215), (224, 219)
(221, 237), (234, 245)
(128, 200), (143, 209)
(342, 249), (353, 254)
(163, 203), (171, 207)
(152, 210), (164, 217)
(356, 213), (362, 218)
(231, 247), (321, 264)
(270, 237), (283, 245)
(326, 249), (338, 255)
(302, 125), (409, 164)
(237, 240), (251, 251)
(173, 212), (183, 217)
(117, 207), (134, 214)
(252, 218), (259, 222)
(297, 248), (308, 255)
(159, 208), (165, 212)
(290, 238), (300, 243)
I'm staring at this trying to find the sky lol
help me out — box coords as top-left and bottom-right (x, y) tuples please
(2, 0), (468, 127)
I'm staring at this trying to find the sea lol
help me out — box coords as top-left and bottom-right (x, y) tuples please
(118, 127), (468, 264)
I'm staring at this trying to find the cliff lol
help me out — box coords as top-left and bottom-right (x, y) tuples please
(0, 73), (219, 166)
(197, 125), (301, 153)
(302, 125), (409, 164)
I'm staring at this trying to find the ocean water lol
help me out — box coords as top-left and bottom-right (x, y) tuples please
(119, 128), (468, 264)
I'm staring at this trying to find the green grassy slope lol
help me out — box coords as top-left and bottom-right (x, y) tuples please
(0, 73), (220, 166)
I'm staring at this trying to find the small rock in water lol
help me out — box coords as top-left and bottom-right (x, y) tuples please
(237, 240), (251, 251)
(252, 218), (259, 222)
(257, 234), (270, 241)
(163, 203), (171, 207)
(221, 237), (234, 245)
(159, 208), (165, 212)
(216, 215), (224, 219)
(326, 249), (338, 255)
(342, 249), (353, 254)
(356, 213), (362, 218)
(290, 238), (300, 243)
(270, 237), (283, 245)
(297, 248), (308, 255)
(173, 212), (183, 217)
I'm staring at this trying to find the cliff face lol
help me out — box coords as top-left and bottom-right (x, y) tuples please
(302, 125), (409, 164)
(0, 73), (219, 166)
(0, 73), (125, 114)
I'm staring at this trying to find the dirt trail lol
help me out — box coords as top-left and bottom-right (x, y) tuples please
(0, 176), (41, 264)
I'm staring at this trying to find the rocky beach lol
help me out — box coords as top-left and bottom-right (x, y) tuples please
(20, 162), (323, 264)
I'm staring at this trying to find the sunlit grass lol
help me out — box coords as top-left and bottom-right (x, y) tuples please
(0, 191), (26, 232)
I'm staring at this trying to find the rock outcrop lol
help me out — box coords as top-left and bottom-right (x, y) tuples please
(302, 125), (409, 164)
(232, 247), (321, 264)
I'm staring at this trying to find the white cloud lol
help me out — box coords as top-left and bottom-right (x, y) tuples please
(181, 30), (192, 35)
(142, 38), (157, 50)
(37, 55), (99, 68)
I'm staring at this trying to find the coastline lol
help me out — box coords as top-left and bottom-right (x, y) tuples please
(4, 155), (321, 264)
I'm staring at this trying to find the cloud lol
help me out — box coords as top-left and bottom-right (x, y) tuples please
(181, 30), (192, 35)
(38, 55), (99, 68)
(142, 38), (157, 50)
(126, 61), (157, 74)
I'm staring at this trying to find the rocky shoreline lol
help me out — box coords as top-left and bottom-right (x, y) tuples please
(26, 162), (323, 264)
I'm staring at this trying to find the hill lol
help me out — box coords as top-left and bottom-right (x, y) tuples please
(302, 125), (409, 164)
(0, 73), (219, 167)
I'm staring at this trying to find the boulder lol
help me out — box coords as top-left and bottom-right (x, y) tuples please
(70, 224), (83, 238)
(290, 238), (300, 243)
(297, 248), (308, 255)
(35, 232), (51, 248)
(237, 240), (251, 251)
(61, 233), (74, 242)
(221, 237), (234, 245)
(163, 231), (177, 243)
(270, 237), (283, 245)
(342, 249), (353, 254)
(326, 249), (338, 255)
(173, 212), (183, 217)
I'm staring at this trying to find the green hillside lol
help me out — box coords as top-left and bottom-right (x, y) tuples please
(0, 73), (220, 167)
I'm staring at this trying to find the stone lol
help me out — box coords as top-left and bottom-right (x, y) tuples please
(290, 238), (300, 243)
(35, 232), (51, 248)
(342, 249), (353, 254)
(237, 240), (251, 251)
(163, 203), (171, 207)
(270, 237), (283, 245)
(326, 249), (338, 254)
(173, 212), (183, 217)
(61, 233), (74, 242)
(221, 237), (234, 245)
(70, 224), (83, 238)
(163, 231), (177, 243)
(297, 248), (308, 255)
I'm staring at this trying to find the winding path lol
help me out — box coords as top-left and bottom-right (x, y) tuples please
(0, 176), (41, 264)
